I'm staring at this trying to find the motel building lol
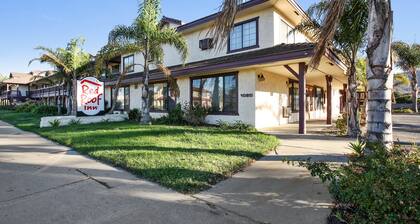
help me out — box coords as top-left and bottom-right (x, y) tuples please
(103, 0), (347, 133)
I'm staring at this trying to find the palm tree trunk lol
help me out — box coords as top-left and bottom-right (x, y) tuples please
(66, 81), (72, 116)
(141, 61), (152, 124)
(141, 40), (152, 125)
(109, 72), (127, 114)
(411, 71), (418, 113)
(366, 0), (393, 147)
(347, 64), (361, 137)
(71, 76), (77, 116)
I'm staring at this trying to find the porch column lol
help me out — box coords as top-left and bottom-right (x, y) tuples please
(326, 75), (333, 125)
(298, 62), (307, 134)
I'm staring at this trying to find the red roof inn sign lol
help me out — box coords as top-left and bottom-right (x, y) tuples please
(77, 77), (105, 116)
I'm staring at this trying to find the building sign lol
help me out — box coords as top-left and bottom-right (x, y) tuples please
(77, 77), (104, 116)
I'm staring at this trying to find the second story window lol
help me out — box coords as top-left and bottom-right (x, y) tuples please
(228, 18), (258, 53)
(123, 55), (134, 73)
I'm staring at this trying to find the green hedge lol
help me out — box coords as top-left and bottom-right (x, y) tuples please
(301, 143), (420, 223)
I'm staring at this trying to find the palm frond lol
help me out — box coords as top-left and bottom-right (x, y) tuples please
(208, 0), (240, 50)
(311, 0), (346, 68)
(156, 28), (188, 63)
(109, 25), (138, 45)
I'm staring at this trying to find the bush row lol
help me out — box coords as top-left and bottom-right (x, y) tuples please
(301, 142), (420, 224)
(15, 101), (66, 116)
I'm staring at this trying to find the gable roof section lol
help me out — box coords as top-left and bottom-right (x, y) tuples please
(105, 43), (318, 86)
(176, 0), (269, 32)
(3, 73), (36, 85)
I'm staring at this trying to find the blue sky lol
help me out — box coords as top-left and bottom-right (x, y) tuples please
(0, 0), (418, 76)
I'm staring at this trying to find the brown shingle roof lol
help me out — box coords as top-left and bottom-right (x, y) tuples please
(1, 71), (53, 85)
(104, 43), (316, 86)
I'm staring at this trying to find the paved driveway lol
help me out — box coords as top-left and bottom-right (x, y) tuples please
(393, 114), (420, 144)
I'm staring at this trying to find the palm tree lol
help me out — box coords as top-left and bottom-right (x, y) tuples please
(293, 0), (368, 138)
(212, 0), (393, 146)
(106, 0), (188, 124)
(391, 41), (420, 112)
(30, 38), (92, 116)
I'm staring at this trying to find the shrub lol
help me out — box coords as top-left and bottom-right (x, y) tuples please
(154, 104), (186, 125)
(15, 101), (37, 113)
(394, 108), (414, 114)
(183, 103), (208, 126)
(217, 120), (255, 132)
(128, 109), (141, 121)
(335, 114), (347, 136)
(68, 119), (81, 126)
(395, 95), (412, 104)
(32, 105), (57, 116)
(48, 119), (61, 128)
(300, 142), (420, 224)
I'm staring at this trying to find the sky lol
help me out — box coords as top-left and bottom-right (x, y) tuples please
(0, 0), (418, 76)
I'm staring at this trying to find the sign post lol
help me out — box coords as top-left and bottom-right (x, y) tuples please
(77, 77), (105, 116)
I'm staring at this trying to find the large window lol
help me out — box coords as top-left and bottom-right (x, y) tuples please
(191, 73), (238, 115)
(115, 87), (130, 112)
(123, 55), (134, 73)
(228, 18), (258, 53)
(149, 83), (168, 112)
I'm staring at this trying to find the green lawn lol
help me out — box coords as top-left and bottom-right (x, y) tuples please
(0, 110), (279, 193)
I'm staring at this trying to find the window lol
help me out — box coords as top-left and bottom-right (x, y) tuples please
(281, 20), (308, 44)
(289, 80), (325, 112)
(115, 87), (130, 112)
(315, 87), (325, 110)
(191, 73), (238, 115)
(228, 18), (258, 53)
(149, 83), (168, 112)
(111, 64), (120, 74)
(123, 55), (134, 73)
(289, 81), (299, 112)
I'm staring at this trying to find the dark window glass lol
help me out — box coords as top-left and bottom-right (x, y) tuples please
(192, 74), (238, 114)
(123, 55), (134, 73)
(124, 87), (130, 112)
(149, 83), (168, 111)
(315, 87), (324, 110)
(229, 19), (258, 52)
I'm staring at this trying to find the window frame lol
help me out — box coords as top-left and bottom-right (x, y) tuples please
(149, 82), (169, 113)
(190, 72), (239, 116)
(289, 79), (325, 113)
(122, 55), (135, 73)
(227, 17), (259, 54)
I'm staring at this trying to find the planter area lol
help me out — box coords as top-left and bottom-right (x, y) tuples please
(40, 114), (128, 128)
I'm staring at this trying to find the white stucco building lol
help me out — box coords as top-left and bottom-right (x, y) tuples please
(103, 0), (348, 132)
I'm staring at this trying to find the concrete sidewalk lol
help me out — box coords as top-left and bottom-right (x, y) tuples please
(195, 133), (353, 224)
(0, 120), (352, 224)
(0, 121), (253, 224)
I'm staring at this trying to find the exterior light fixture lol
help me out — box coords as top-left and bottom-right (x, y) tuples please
(257, 74), (265, 82)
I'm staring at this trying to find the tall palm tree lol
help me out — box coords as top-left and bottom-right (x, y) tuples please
(293, 0), (368, 138)
(106, 0), (188, 124)
(30, 38), (92, 116)
(212, 0), (393, 147)
(392, 41), (420, 112)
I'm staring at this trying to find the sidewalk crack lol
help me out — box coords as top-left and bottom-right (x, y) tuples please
(0, 178), (89, 205)
(191, 195), (270, 224)
(76, 169), (112, 189)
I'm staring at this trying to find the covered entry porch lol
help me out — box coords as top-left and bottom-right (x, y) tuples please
(252, 54), (347, 134)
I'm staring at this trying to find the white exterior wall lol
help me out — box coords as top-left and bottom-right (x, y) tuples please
(255, 71), (289, 128)
(163, 9), (275, 67)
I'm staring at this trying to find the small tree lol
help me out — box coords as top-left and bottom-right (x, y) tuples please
(392, 41), (420, 112)
(30, 38), (92, 116)
(107, 0), (188, 124)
